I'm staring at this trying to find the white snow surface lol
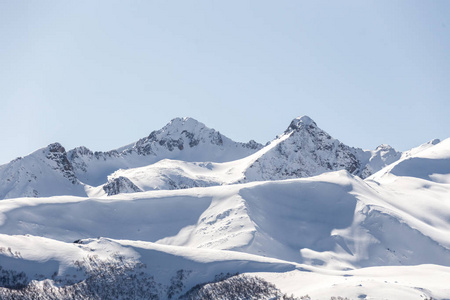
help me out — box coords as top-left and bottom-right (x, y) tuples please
(0, 116), (449, 299)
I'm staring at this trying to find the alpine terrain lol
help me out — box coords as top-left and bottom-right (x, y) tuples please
(0, 115), (449, 299)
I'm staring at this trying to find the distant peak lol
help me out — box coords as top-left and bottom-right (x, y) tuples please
(69, 146), (93, 156)
(47, 143), (66, 153)
(375, 144), (394, 151)
(296, 115), (315, 125)
(168, 117), (200, 125)
(73, 146), (91, 151)
(154, 117), (209, 135)
(285, 115), (317, 133)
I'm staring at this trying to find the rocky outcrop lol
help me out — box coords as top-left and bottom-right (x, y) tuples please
(103, 176), (143, 196)
(45, 143), (78, 184)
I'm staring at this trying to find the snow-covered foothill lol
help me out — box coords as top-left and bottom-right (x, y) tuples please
(1, 156), (450, 298)
(0, 234), (295, 299)
(2, 168), (450, 270)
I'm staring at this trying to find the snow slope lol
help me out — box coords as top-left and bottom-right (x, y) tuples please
(256, 265), (450, 299)
(2, 234), (450, 299)
(2, 165), (450, 270)
(0, 143), (86, 200)
(369, 137), (450, 184)
(0, 234), (295, 299)
(1, 154), (450, 298)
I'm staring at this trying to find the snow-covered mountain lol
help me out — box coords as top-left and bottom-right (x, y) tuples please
(0, 115), (441, 201)
(99, 116), (405, 196)
(68, 117), (262, 187)
(244, 116), (402, 181)
(0, 136), (449, 298)
(0, 117), (263, 199)
(0, 115), (449, 299)
(0, 143), (86, 199)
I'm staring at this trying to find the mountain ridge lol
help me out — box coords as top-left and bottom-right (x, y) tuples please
(0, 115), (438, 199)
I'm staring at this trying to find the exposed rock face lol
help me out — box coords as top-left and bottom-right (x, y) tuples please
(102, 176), (143, 196)
(45, 143), (78, 184)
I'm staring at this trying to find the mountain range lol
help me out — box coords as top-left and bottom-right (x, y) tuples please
(0, 115), (449, 299)
(0, 116), (411, 199)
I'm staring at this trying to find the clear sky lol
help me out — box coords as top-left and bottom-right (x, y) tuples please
(0, 1), (449, 164)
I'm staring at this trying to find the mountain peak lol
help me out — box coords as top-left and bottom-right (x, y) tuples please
(156, 117), (206, 137)
(375, 144), (394, 151)
(285, 115), (317, 133)
(167, 116), (201, 127)
(47, 142), (66, 154)
(296, 115), (315, 125)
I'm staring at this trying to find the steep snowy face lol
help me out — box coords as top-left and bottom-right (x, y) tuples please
(360, 144), (402, 178)
(68, 117), (263, 186)
(0, 143), (86, 200)
(244, 116), (363, 181)
(401, 138), (441, 159)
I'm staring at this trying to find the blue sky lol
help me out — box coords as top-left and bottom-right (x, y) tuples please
(0, 1), (449, 164)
